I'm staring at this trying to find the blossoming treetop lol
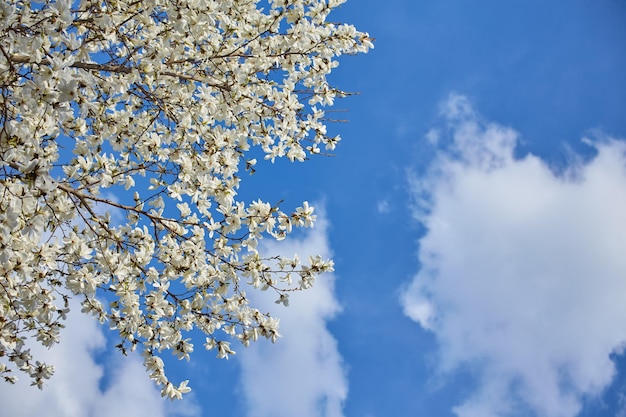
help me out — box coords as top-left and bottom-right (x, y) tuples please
(0, 0), (371, 398)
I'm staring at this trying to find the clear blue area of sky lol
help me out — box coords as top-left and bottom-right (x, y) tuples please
(47, 2), (626, 416)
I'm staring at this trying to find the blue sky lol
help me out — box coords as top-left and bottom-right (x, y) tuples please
(2, 1), (626, 416)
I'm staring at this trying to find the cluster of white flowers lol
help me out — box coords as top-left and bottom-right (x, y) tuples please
(0, 0), (371, 398)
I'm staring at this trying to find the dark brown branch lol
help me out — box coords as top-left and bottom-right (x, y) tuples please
(8, 54), (228, 88)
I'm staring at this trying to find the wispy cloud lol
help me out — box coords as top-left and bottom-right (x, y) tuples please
(402, 93), (626, 417)
(238, 208), (348, 417)
(376, 199), (391, 214)
(0, 299), (200, 417)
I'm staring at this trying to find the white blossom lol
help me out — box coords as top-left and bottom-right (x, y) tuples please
(0, 0), (370, 396)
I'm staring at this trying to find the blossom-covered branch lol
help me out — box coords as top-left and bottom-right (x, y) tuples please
(0, 0), (371, 398)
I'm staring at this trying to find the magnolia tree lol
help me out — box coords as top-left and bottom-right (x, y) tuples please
(0, 0), (371, 398)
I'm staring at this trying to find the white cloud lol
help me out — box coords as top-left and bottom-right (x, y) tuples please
(402, 93), (626, 417)
(425, 128), (441, 145)
(377, 199), (391, 213)
(237, 208), (348, 417)
(0, 299), (200, 417)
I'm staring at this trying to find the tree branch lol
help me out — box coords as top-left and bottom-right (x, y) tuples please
(8, 54), (229, 89)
